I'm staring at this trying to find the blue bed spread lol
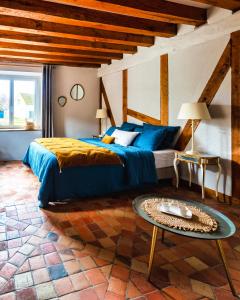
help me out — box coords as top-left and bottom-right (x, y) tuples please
(23, 138), (157, 208)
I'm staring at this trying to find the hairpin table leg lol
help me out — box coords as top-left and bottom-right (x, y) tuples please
(216, 240), (240, 298)
(161, 229), (165, 243)
(147, 225), (158, 280)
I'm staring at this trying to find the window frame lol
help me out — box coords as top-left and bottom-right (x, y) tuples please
(0, 74), (42, 129)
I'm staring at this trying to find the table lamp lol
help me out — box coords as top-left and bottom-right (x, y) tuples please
(96, 108), (108, 134)
(178, 102), (211, 155)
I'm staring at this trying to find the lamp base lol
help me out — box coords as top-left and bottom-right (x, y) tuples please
(186, 149), (200, 155)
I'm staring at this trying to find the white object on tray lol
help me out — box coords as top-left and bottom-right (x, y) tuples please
(157, 203), (192, 219)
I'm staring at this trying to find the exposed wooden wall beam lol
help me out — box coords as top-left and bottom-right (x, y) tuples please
(0, 50), (111, 64)
(99, 79), (102, 135)
(160, 54), (169, 126)
(122, 69), (128, 123)
(0, 56), (100, 68)
(0, 15), (155, 47)
(100, 78), (116, 126)
(175, 41), (231, 151)
(127, 109), (162, 125)
(190, 0), (240, 11)
(231, 31), (240, 199)
(0, 31), (137, 54)
(0, 42), (123, 60)
(47, 0), (207, 26)
(0, 0), (177, 37)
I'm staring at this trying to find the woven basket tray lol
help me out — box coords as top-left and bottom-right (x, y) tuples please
(142, 198), (218, 233)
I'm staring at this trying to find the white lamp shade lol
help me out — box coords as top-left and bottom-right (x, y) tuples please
(178, 103), (211, 120)
(96, 108), (107, 119)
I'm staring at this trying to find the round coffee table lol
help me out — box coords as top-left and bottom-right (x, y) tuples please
(133, 194), (238, 298)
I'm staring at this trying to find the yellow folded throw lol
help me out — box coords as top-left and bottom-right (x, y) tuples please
(35, 138), (122, 170)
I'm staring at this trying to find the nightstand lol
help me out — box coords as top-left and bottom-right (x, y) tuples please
(92, 134), (103, 139)
(174, 151), (222, 199)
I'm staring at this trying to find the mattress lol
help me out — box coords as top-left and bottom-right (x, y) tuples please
(153, 149), (175, 169)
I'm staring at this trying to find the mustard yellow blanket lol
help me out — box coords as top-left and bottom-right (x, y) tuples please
(35, 138), (121, 170)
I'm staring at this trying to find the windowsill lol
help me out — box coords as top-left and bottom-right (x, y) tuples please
(0, 128), (42, 132)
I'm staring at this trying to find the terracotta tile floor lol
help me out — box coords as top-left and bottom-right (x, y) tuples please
(0, 161), (239, 299)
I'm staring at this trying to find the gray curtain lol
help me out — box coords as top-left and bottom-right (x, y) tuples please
(42, 65), (54, 137)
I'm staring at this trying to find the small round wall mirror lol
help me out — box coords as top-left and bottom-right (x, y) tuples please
(70, 84), (85, 101)
(58, 96), (67, 107)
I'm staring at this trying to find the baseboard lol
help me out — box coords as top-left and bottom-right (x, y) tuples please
(180, 179), (240, 205)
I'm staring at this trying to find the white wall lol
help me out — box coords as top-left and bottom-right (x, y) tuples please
(0, 130), (42, 160)
(53, 66), (99, 138)
(102, 71), (122, 129)
(128, 57), (160, 120)
(101, 36), (232, 196)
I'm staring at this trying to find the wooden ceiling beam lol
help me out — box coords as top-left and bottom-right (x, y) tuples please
(46, 0), (207, 25)
(0, 57), (100, 68)
(0, 31), (137, 54)
(189, 0), (240, 11)
(0, 15), (156, 47)
(0, 50), (111, 64)
(0, 42), (123, 60)
(0, 0), (177, 37)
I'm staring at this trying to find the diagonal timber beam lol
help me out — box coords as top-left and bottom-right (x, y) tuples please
(175, 41), (231, 151)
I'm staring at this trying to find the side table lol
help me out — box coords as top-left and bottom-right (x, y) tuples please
(174, 151), (222, 199)
(92, 134), (103, 139)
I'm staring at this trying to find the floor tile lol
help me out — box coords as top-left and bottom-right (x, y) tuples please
(111, 265), (129, 282)
(32, 268), (50, 285)
(54, 277), (74, 296)
(9, 253), (26, 267)
(191, 279), (214, 299)
(0, 263), (17, 279)
(29, 255), (45, 270)
(70, 272), (90, 291)
(45, 252), (61, 266)
(78, 287), (99, 300)
(79, 256), (97, 270)
(16, 287), (37, 300)
(40, 243), (56, 254)
(14, 272), (33, 290)
(85, 268), (107, 285)
(48, 264), (68, 280)
(126, 281), (142, 299)
(63, 260), (82, 275)
(185, 256), (209, 272)
(108, 276), (127, 296)
(93, 282), (108, 300)
(0, 292), (16, 300)
(35, 282), (57, 300)
(18, 244), (35, 256)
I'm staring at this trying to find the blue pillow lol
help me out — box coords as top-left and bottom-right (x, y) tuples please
(120, 122), (137, 131)
(133, 127), (167, 151)
(134, 124), (143, 131)
(143, 123), (180, 148)
(105, 126), (119, 136)
(132, 126), (143, 146)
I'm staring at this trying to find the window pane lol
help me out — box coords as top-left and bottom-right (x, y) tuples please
(0, 80), (10, 127)
(14, 80), (35, 127)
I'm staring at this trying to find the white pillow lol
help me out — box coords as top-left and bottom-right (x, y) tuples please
(111, 129), (139, 146)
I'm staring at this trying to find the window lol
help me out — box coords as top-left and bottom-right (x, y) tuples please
(0, 71), (42, 129)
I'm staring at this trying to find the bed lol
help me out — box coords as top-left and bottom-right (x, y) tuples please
(24, 122), (179, 208)
(23, 138), (161, 208)
(153, 149), (175, 179)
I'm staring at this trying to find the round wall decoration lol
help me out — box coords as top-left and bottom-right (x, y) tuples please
(58, 96), (67, 107)
(70, 84), (85, 101)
